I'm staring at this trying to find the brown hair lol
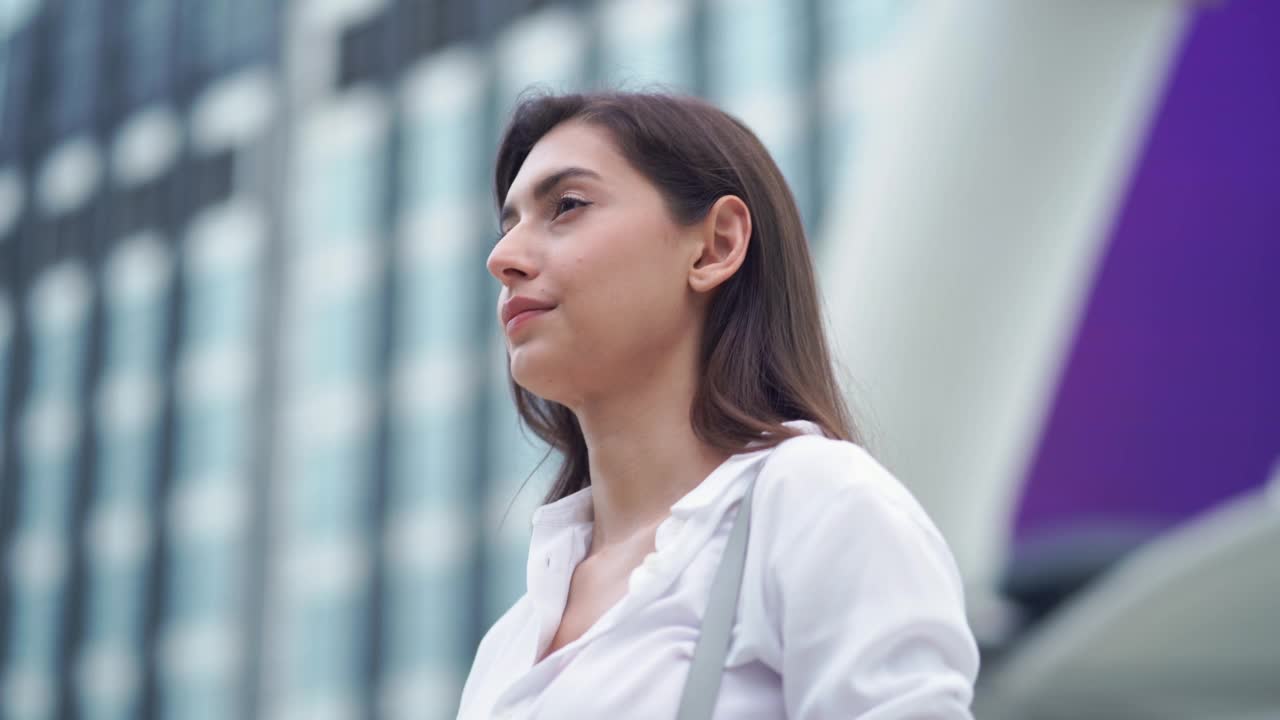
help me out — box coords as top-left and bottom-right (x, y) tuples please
(493, 90), (859, 505)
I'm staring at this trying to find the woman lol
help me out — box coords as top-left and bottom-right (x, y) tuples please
(458, 91), (979, 719)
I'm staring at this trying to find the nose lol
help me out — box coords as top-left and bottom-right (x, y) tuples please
(486, 225), (538, 286)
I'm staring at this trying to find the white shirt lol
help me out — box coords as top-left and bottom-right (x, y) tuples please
(457, 420), (979, 719)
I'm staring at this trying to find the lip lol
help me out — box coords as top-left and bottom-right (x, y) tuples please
(505, 307), (552, 336)
(501, 295), (557, 335)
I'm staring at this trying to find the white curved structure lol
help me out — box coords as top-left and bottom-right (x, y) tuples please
(819, 1), (1189, 609)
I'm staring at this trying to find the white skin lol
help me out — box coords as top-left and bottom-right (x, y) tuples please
(487, 119), (751, 562)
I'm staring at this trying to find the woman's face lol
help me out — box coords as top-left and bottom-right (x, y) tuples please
(487, 120), (703, 408)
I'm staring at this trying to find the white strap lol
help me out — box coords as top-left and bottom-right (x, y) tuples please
(675, 470), (760, 720)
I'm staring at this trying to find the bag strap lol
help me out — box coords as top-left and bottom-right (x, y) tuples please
(674, 464), (763, 720)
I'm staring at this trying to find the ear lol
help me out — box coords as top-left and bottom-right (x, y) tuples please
(688, 195), (751, 294)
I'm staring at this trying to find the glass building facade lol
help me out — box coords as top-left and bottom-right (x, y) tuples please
(0, 1), (919, 717)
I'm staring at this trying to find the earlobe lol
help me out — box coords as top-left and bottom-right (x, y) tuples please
(689, 195), (751, 294)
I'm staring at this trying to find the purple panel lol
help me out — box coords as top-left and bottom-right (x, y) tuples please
(1014, 0), (1280, 540)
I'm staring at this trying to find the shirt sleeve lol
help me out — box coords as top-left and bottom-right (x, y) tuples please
(755, 437), (980, 719)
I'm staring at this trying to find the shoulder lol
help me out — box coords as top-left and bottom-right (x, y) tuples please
(753, 434), (948, 548)
(762, 433), (898, 495)
(745, 432), (968, 622)
(742, 435), (980, 716)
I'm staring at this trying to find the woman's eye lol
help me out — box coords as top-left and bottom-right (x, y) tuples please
(553, 196), (589, 218)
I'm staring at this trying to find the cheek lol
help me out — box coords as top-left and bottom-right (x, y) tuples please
(508, 226), (691, 397)
(567, 237), (689, 349)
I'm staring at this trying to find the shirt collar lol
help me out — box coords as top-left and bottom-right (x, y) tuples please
(530, 485), (594, 529)
(668, 419), (823, 516)
(529, 419), (824, 528)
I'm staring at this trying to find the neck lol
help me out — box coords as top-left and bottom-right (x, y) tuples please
(572, 345), (730, 553)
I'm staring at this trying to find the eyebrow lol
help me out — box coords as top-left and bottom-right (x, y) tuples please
(499, 166), (603, 229)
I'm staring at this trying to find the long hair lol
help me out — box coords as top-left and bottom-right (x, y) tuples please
(493, 90), (859, 505)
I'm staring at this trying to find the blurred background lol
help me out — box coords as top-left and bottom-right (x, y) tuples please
(0, 0), (1276, 718)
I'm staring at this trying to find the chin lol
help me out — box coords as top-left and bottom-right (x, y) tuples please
(508, 346), (564, 401)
